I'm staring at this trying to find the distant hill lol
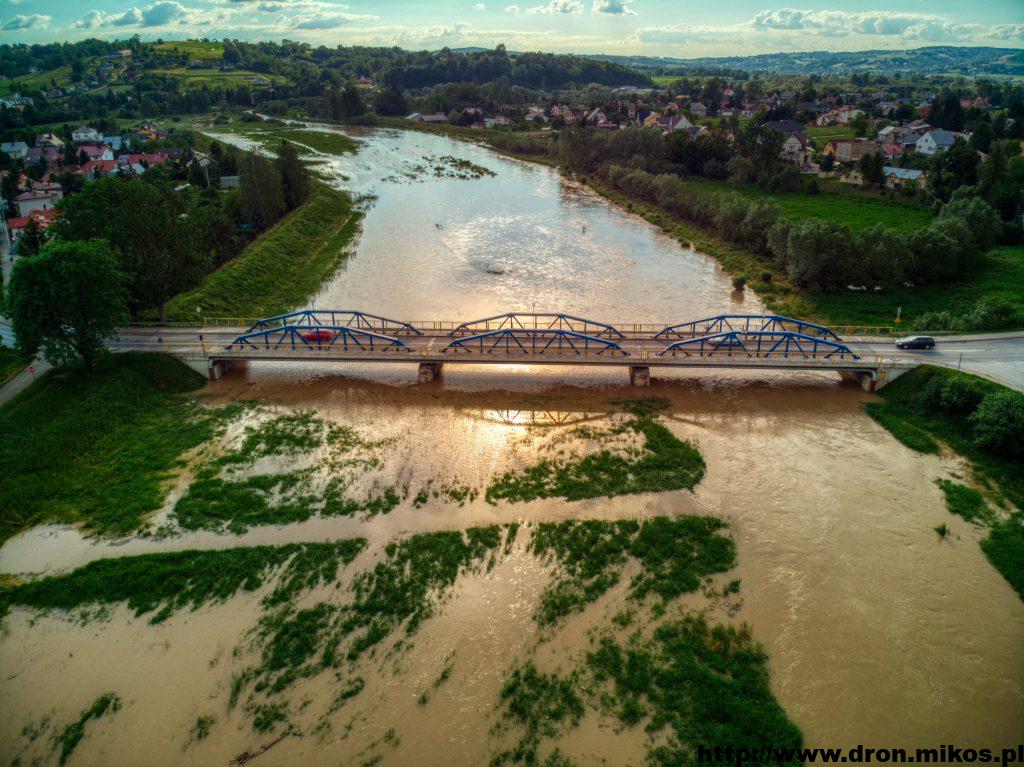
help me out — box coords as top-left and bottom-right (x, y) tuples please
(586, 46), (1024, 77)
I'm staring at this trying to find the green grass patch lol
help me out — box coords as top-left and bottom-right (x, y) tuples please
(981, 517), (1024, 599)
(55, 693), (121, 765)
(863, 403), (940, 453)
(0, 541), (366, 622)
(492, 663), (584, 766)
(0, 353), (222, 543)
(935, 479), (991, 523)
(586, 617), (802, 764)
(487, 403), (704, 503)
(675, 175), (932, 234)
(530, 517), (735, 626)
(0, 66), (73, 97)
(163, 183), (362, 321)
(154, 40), (225, 62)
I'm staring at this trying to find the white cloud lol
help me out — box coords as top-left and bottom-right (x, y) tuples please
(504, 3), (520, 10)
(139, 1), (188, 26)
(3, 13), (51, 30)
(287, 11), (378, 29)
(592, 0), (635, 16)
(474, 2), (486, 8)
(526, 0), (583, 14)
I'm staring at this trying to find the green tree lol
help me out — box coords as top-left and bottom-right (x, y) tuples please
(6, 239), (128, 370)
(373, 85), (408, 116)
(969, 121), (993, 154)
(275, 141), (309, 211)
(16, 217), (48, 256)
(970, 391), (1024, 459)
(784, 219), (854, 288)
(53, 177), (210, 320)
(938, 196), (1001, 254)
(239, 152), (286, 230)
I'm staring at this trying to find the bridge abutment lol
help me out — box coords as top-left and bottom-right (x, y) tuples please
(629, 365), (650, 387)
(418, 362), (442, 383)
(180, 357), (237, 380)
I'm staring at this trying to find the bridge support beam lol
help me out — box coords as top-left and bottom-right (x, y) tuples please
(841, 370), (877, 392)
(629, 365), (650, 387)
(418, 362), (442, 383)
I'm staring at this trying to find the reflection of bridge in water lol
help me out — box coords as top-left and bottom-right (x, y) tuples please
(133, 310), (916, 390)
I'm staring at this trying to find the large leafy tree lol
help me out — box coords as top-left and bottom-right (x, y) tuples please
(275, 141), (309, 211)
(6, 239), (128, 370)
(53, 177), (209, 320)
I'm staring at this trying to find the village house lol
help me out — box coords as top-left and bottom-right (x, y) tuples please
(523, 107), (547, 123)
(688, 102), (708, 118)
(825, 138), (881, 163)
(882, 167), (927, 190)
(815, 106), (865, 126)
(14, 188), (62, 217)
(75, 142), (114, 162)
(405, 112), (447, 124)
(1, 141), (28, 160)
(35, 132), (64, 149)
(6, 208), (60, 250)
(23, 146), (62, 170)
(780, 134), (810, 167)
(71, 125), (101, 143)
(916, 129), (956, 155)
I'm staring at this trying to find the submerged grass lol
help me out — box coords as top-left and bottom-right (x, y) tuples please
(587, 617), (802, 765)
(56, 693), (121, 765)
(164, 183), (362, 321)
(935, 479), (991, 523)
(487, 402), (704, 504)
(530, 517), (736, 626)
(0, 541), (366, 623)
(0, 353), (221, 544)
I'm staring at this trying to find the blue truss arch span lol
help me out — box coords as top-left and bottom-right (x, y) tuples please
(442, 329), (629, 357)
(657, 331), (858, 360)
(249, 310), (422, 336)
(655, 315), (840, 341)
(227, 325), (414, 353)
(448, 312), (624, 338)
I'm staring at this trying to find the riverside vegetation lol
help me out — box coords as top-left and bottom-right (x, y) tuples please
(0, 517), (797, 765)
(865, 366), (1024, 598)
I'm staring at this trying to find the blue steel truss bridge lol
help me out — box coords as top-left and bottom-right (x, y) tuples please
(120, 310), (918, 390)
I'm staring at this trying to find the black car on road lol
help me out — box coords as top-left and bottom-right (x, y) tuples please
(895, 336), (936, 350)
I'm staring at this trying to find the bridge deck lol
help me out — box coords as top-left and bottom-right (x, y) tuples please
(115, 328), (915, 373)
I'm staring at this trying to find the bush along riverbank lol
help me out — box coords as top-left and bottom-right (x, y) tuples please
(865, 366), (1024, 598)
(0, 518), (801, 766)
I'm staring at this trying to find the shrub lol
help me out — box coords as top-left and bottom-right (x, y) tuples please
(970, 391), (1024, 459)
(759, 270), (773, 283)
(731, 274), (748, 291)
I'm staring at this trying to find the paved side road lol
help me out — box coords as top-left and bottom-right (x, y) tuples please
(853, 334), (1024, 392)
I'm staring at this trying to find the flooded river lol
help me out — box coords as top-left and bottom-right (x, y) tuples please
(1, 127), (1021, 765)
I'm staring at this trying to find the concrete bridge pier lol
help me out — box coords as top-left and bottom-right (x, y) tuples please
(629, 365), (650, 387)
(181, 357), (237, 380)
(841, 370), (877, 391)
(418, 362), (442, 383)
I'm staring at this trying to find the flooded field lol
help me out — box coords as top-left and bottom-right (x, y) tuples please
(1, 127), (1021, 766)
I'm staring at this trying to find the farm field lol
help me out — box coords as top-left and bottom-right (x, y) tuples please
(153, 41), (225, 62)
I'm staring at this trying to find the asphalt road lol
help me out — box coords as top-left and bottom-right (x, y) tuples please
(852, 335), (1024, 391)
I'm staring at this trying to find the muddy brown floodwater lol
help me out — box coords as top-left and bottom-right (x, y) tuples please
(1, 127), (1022, 766)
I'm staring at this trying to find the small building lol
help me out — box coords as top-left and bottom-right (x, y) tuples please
(71, 125), (101, 143)
(219, 175), (240, 189)
(781, 134), (809, 166)
(405, 112), (448, 124)
(689, 102), (708, 118)
(7, 209), (60, 249)
(916, 130), (955, 155)
(14, 189), (62, 217)
(35, 132), (64, 149)
(1, 141), (28, 160)
(882, 167), (927, 190)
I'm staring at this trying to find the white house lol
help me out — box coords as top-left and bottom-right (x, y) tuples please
(71, 125), (101, 143)
(916, 130), (955, 156)
(14, 189), (62, 217)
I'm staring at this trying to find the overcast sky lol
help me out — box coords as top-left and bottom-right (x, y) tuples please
(3, 0), (1023, 57)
